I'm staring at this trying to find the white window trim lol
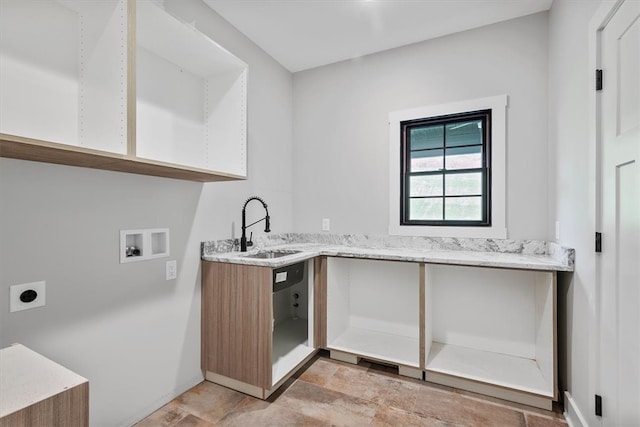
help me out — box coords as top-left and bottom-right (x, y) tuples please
(389, 94), (508, 239)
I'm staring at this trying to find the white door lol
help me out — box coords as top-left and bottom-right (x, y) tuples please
(599, 0), (640, 425)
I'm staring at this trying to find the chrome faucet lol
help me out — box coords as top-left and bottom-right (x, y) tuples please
(241, 196), (271, 252)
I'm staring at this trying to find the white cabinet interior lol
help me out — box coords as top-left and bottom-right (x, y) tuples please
(326, 258), (421, 368)
(424, 265), (556, 408)
(272, 261), (315, 386)
(324, 257), (557, 410)
(135, 1), (247, 176)
(0, 0), (127, 153)
(0, 0), (247, 181)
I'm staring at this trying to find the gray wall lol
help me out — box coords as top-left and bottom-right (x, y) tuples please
(0, 0), (293, 425)
(292, 12), (549, 240)
(548, 0), (602, 424)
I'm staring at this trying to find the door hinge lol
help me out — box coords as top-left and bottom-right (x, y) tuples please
(596, 232), (602, 253)
(596, 69), (603, 91)
(595, 394), (603, 416)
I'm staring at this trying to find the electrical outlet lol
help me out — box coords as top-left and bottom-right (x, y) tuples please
(555, 221), (560, 240)
(10, 281), (46, 313)
(322, 218), (330, 231)
(166, 260), (177, 280)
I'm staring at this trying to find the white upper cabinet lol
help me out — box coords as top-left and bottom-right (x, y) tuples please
(0, 0), (128, 154)
(135, 0), (247, 177)
(0, 0), (248, 181)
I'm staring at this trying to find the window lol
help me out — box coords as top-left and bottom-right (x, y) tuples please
(401, 110), (491, 226)
(388, 95), (507, 238)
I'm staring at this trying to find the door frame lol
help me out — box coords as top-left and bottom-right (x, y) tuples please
(588, 1), (627, 426)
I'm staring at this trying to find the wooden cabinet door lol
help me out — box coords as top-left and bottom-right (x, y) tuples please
(202, 262), (272, 389)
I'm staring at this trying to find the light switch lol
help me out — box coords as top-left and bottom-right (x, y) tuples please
(166, 260), (177, 280)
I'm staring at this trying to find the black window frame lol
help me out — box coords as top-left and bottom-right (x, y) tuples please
(400, 109), (492, 227)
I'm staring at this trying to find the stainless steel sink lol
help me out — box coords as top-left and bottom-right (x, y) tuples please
(241, 250), (302, 259)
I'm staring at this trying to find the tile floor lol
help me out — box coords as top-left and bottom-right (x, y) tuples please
(136, 353), (568, 426)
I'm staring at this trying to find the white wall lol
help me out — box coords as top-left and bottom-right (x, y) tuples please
(292, 12), (549, 240)
(547, 0), (602, 425)
(0, 0), (293, 425)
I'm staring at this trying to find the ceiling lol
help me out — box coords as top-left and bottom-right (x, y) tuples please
(203, 0), (553, 73)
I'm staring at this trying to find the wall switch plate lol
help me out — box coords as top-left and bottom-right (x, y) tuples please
(555, 221), (560, 240)
(322, 218), (330, 231)
(10, 281), (46, 312)
(166, 260), (177, 280)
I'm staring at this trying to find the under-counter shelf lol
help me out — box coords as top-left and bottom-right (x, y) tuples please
(326, 257), (421, 368)
(426, 342), (553, 396)
(318, 253), (557, 409)
(329, 327), (420, 368)
(424, 264), (556, 408)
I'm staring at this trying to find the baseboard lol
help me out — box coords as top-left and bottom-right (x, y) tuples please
(564, 391), (589, 427)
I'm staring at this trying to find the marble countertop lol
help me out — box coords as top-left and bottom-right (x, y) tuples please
(0, 344), (88, 417)
(202, 234), (574, 272)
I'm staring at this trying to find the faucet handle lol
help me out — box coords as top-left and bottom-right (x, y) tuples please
(247, 232), (253, 247)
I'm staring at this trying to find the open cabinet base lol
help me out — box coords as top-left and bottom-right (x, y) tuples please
(204, 350), (317, 400)
(425, 370), (555, 410)
(329, 349), (423, 380)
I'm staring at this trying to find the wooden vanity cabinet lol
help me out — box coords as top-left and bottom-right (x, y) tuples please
(201, 262), (272, 390)
(201, 259), (319, 399)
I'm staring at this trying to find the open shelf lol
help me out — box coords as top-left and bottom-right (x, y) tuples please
(0, 0), (127, 153)
(329, 326), (419, 367)
(0, 0), (248, 182)
(135, 1), (247, 176)
(326, 258), (421, 367)
(0, 134), (241, 182)
(425, 264), (556, 401)
(426, 342), (553, 396)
